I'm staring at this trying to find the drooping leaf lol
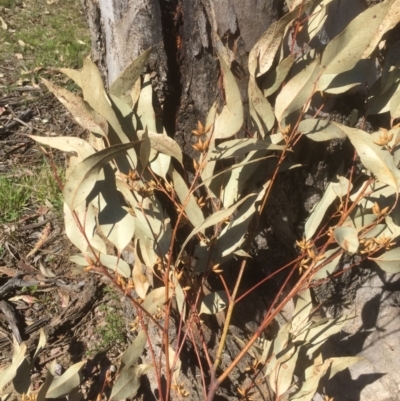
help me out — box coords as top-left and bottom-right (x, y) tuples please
(370, 248), (400, 273)
(132, 243), (150, 299)
(59, 67), (82, 87)
(42, 78), (108, 136)
(170, 167), (204, 228)
(64, 202), (97, 254)
(305, 179), (343, 240)
(64, 141), (139, 210)
(270, 344), (299, 397)
(120, 330), (147, 371)
(29, 135), (95, 160)
(0, 343), (27, 392)
(70, 253), (131, 278)
(248, 2), (314, 77)
(32, 328), (46, 367)
(312, 247), (341, 280)
(291, 290), (313, 335)
(138, 128), (151, 174)
(334, 226), (359, 254)
(110, 364), (150, 401)
(136, 74), (157, 132)
(110, 48), (152, 105)
(95, 169), (136, 251)
(321, 0), (400, 76)
(249, 76), (275, 137)
(36, 360), (56, 401)
(275, 58), (321, 125)
(199, 291), (228, 315)
(79, 58), (133, 147)
(298, 119), (346, 141)
(362, 0), (400, 59)
(261, 55), (295, 97)
(345, 129), (400, 193)
(178, 193), (256, 262)
(46, 361), (84, 399)
(138, 130), (183, 164)
(317, 59), (376, 94)
(326, 356), (363, 380)
(212, 52), (243, 140)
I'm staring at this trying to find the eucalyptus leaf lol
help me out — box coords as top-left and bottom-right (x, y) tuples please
(63, 141), (140, 210)
(120, 330), (147, 371)
(110, 364), (150, 401)
(0, 342), (26, 392)
(142, 287), (170, 316)
(212, 52), (243, 140)
(334, 226), (359, 254)
(178, 193), (256, 262)
(321, 0), (400, 76)
(110, 48), (152, 103)
(42, 78), (108, 136)
(199, 291), (228, 315)
(275, 58), (321, 125)
(36, 360), (57, 401)
(262, 55), (295, 97)
(312, 247), (341, 280)
(370, 248), (400, 273)
(46, 361), (84, 399)
(170, 167), (204, 228)
(345, 128), (400, 192)
(249, 76), (275, 137)
(29, 135), (95, 160)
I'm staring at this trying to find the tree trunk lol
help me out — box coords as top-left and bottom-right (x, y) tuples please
(81, 0), (283, 156)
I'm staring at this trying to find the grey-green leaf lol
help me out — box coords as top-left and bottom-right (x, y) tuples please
(370, 248), (400, 273)
(46, 361), (84, 399)
(120, 330), (147, 371)
(64, 142), (139, 210)
(110, 365), (150, 400)
(199, 291), (228, 315)
(110, 48), (152, 102)
(334, 226), (359, 254)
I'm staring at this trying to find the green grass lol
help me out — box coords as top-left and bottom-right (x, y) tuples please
(89, 287), (126, 353)
(0, 160), (64, 223)
(0, 0), (90, 69)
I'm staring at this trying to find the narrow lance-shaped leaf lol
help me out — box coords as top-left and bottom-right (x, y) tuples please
(177, 193), (256, 262)
(70, 253), (131, 278)
(169, 166), (204, 229)
(0, 343), (27, 392)
(199, 291), (228, 315)
(110, 48), (152, 103)
(120, 330), (147, 370)
(138, 130), (183, 164)
(42, 78), (108, 137)
(64, 141), (140, 210)
(96, 175), (136, 252)
(110, 364), (150, 401)
(212, 51), (243, 140)
(370, 248), (400, 274)
(36, 360), (56, 401)
(275, 58), (321, 125)
(29, 135), (95, 160)
(248, 1), (315, 77)
(46, 361), (84, 399)
(262, 55), (295, 97)
(321, 0), (400, 76)
(249, 76), (275, 137)
(345, 129), (400, 193)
